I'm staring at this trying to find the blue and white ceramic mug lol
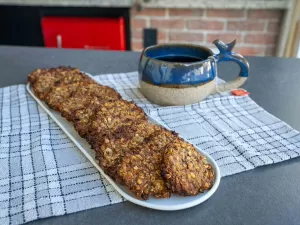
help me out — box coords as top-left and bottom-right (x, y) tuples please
(138, 39), (250, 106)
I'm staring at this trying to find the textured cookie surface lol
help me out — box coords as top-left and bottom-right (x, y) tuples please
(60, 95), (94, 121)
(96, 100), (146, 121)
(87, 100), (147, 145)
(72, 83), (121, 100)
(28, 66), (78, 84)
(57, 71), (94, 86)
(95, 121), (160, 179)
(28, 68), (49, 84)
(72, 97), (106, 137)
(60, 83), (120, 121)
(117, 128), (177, 200)
(45, 82), (81, 110)
(117, 149), (171, 200)
(31, 66), (92, 100)
(32, 73), (62, 100)
(161, 138), (214, 196)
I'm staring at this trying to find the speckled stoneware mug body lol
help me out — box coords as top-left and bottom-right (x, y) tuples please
(138, 39), (250, 106)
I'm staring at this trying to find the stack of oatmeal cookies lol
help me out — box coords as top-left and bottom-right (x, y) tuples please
(28, 66), (214, 200)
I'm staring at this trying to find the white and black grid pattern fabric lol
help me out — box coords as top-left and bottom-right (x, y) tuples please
(0, 85), (123, 225)
(1, 72), (300, 225)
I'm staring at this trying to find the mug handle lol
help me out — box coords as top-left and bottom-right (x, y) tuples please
(212, 39), (250, 92)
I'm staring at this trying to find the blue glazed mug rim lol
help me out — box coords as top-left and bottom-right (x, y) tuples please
(142, 43), (214, 66)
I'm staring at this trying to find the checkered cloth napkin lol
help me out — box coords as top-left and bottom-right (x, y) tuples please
(1, 72), (300, 225)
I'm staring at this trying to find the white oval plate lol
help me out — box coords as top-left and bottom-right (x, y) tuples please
(27, 82), (221, 211)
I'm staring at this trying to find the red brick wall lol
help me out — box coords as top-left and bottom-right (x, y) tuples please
(130, 8), (283, 56)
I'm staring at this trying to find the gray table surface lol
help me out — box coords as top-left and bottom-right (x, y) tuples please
(1, 46), (300, 225)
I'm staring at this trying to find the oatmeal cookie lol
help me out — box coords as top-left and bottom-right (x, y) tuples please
(161, 138), (214, 196)
(32, 72), (62, 100)
(31, 66), (92, 100)
(97, 100), (145, 118)
(44, 82), (81, 110)
(117, 128), (177, 200)
(28, 66), (79, 84)
(60, 95), (94, 121)
(94, 121), (160, 178)
(28, 68), (48, 85)
(72, 100), (104, 137)
(143, 128), (178, 151)
(118, 150), (170, 200)
(98, 100), (146, 128)
(72, 83), (121, 100)
(86, 100), (147, 145)
(60, 84), (121, 123)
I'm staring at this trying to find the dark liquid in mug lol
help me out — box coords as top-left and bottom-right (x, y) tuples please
(154, 55), (203, 63)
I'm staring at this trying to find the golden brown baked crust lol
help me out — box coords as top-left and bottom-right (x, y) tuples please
(118, 150), (171, 200)
(94, 121), (160, 178)
(28, 66), (79, 84)
(86, 100), (147, 145)
(60, 95), (94, 121)
(161, 138), (214, 196)
(58, 72), (92, 85)
(72, 97), (106, 137)
(30, 66), (93, 100)
(100, 100), (146, 128)
(117, 128), (177, 200)
(72, 83), (121, 100)
(73, 107), (98, 138)
(28, 68), (48, 84)
(32, 73), (61, 100)
(144, 128), (178, 151)
(85, 117), (110, 146)
(45, 82), (81, 110)
(60, 84), (121, 123)
(62, 96), (116, 138)
(96, 100), (145, 119)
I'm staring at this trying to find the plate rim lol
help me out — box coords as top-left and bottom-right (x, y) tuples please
(26, 82), (221, 211)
